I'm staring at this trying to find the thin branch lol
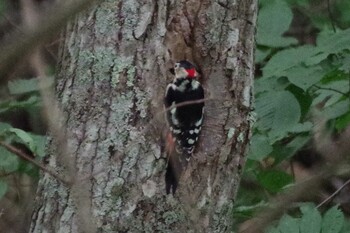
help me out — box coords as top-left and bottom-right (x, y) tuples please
(164, 98), (209, 112)
(316, 178), (350, 208)
(0, 0), (98, 75)
(163, 97), (241, 114)
(0, 141), (68, 185)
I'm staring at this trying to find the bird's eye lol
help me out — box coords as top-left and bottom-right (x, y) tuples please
(174, 63), (180, 69)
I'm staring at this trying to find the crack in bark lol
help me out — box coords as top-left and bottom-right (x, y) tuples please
(104, 64), (114, 140)
(90, 128), (101, 208)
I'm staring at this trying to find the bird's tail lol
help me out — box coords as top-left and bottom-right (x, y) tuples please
(165, 132), (193, 194)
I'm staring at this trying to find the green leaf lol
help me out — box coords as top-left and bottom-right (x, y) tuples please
(277, 215), (299, 233)
(306, 29), (350, 66)
(262, 46), (315, 78)
(0, 122), (12, 133)
(300, 203), (316, 213)
(319, 68), (348, 85)
(8, 77), (54, 95)
(263, 29), (350, 79)
(255, 91), (301, 142)
(256, 47), (272, 63)
(322, 100), (349, 120)
(8, 128), (36, 153)
(29, 134), (47, 157)
(321, 206), (344, 233)
(0, 146), (19, 172)
(312, 81), (348, 107)
(257, 170), (293, 193)
(335, 111), (350, 130)
(288, 122), (313, 133)
(338, 53), (350, 73)
(0, 96), (40, 114)
(270, 135), (310, 164)
(0, 126), (46, 157)
(267, 227), (280, 233)
(286, 84), (313, 118)
(257, 0), (297, 47)
(340, 219), (350, 233)
(287, 66), (326, 91)
(248, 134), (273, 161)
(286, 135), (309, 153)
(0, 181), (7, 199)
(255, 76), (290, 94)
(300, 206), (322, 233)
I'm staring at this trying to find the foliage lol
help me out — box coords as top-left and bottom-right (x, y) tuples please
(0, 78), (48, 198)
(267, 204), (347, 233)
(235, 0), (350, 230)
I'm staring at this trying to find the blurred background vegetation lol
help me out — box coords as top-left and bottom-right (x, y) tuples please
(0, 0), (350, 232)
(236, 0), (350, 232)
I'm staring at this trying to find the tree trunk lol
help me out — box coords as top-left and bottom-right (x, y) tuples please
(30, 0), (257, 232)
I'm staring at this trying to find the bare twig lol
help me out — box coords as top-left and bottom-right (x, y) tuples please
(317, 178), (350, 208)
(164, 98), (208, 112)
(0, 141), (68, 184)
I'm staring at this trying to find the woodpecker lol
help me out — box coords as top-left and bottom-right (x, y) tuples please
(164, 60), (204, 160)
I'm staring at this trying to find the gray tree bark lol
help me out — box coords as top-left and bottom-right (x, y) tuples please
(30, 0), (257, 232)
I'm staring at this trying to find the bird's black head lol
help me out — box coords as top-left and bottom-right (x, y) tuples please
(169, 60), (198, 78)
(176, 60), (195, 70)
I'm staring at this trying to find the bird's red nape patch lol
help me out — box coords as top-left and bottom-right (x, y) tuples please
(186, 68), (197, 78)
